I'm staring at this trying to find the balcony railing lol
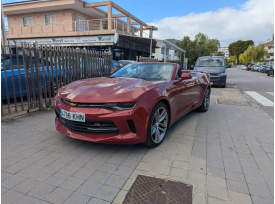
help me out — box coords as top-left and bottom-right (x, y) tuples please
(8, 18), (118, 35)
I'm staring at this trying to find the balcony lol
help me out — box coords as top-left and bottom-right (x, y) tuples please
(7, 18), (139, 39)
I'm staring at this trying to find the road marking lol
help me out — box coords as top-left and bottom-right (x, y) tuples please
(267, 92), (274, 96)
(245, 91), (274, 106)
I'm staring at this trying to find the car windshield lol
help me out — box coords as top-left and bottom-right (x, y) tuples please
(110, 63), (175, 81)
(195, 57), (225, 67)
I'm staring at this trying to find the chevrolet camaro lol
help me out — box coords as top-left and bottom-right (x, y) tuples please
(54, 62), (211, 147)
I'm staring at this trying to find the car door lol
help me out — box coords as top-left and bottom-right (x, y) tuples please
(169, 69), (199, 119)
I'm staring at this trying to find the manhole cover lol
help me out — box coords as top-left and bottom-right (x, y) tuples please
(122, 175), (193, 204)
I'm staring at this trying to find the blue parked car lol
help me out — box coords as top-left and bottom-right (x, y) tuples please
(1, 55), (62, 100)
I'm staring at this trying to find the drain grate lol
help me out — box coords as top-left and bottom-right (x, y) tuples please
(122, 175), (193, 204)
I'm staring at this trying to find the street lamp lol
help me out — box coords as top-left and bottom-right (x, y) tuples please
(198, 42), (203, 57)
(147, 26), (158, 58)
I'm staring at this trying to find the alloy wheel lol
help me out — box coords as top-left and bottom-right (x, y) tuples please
(151, 107), (168, 144)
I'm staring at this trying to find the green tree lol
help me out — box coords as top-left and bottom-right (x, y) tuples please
(239, 44), (268, 64)
(214, 51), (225, 56)
(177, 33), (220, 68)
(228, 40), (254, 64)
(227, 55), (237, 65)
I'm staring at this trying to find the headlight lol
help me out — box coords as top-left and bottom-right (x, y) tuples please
(104, 102), (137, 110)
(219, 73), (226, 77)
(54, 92), (61, 106)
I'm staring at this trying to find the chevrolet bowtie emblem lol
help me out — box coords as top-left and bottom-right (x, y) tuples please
(69, 103), (77, 107)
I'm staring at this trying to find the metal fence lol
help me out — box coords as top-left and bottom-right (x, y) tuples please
(1, 42), (112, 116)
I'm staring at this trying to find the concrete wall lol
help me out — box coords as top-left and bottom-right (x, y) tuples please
(8, 10), (75, 35)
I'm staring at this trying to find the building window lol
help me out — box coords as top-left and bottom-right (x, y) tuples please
(45, 14), (56, 26)
(22, 16), (33, 27)
(76, 15), (88, 31)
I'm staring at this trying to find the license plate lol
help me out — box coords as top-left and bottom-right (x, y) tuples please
(60, 109), (85, 122)
(210, 82), (213, 85)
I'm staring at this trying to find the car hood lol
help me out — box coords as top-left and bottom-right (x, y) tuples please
(59, 77), (164, 103)
(194, 67), (224, 74)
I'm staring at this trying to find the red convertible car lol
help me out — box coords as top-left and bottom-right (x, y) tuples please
(54, 62), (211, 147)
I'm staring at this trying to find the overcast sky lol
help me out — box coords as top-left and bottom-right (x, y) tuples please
(3, 0), (274, 45)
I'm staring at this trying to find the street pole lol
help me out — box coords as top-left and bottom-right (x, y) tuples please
(149, 27), (153, 58)
(1, 4), (7, 53)
(199, 42), (203, 57)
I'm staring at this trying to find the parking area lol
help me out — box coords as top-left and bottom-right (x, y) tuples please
(2, 88), (274, 204)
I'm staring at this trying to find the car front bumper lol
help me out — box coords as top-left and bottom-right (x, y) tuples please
(209, 76), (226, 86)
(55, 100), (149, 144)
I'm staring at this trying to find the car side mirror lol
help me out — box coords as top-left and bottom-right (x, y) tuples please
(180, 73), (192, 80)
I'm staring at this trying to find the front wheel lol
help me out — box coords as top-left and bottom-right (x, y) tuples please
(145, 102), (169, 148)
(197, 88), (210, 112)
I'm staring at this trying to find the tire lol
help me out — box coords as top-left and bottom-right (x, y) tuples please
(197, 88), (210, 112)
(145, 102), (169, 148)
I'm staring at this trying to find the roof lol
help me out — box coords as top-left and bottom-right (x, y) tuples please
(3, 0), (50, 6)
(265, 40), (274, 47)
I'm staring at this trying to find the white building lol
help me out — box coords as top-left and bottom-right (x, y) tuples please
(218, 46), (229, 59)
(153, 39), (181, 61)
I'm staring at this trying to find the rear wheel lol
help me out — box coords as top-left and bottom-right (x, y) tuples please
(145, 102), (169, 148)
(197, 88), (210, 112)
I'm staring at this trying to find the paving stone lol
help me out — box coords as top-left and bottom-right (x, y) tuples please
(30, 168), (55, 182)
(207, 186), (229, 201)
(89, 170), (111, 184)
(113, 166), (134, 177)
(2, 174), (25, 189)
(207, 175), (227, 189)
(172, 160), (190, 169)
(16, 165), (41, 178)
(1, 171), (12, 181)
(58, 164), (81, 176)
(13, 178), (39, 194)
(45, 172), (69, 186)
(248, 184), (273, 200)
(208, 196), (228, 204)
(73, 167), (97, 180)
(2, 190), (24, 204)
(120, 158), (140, 168)
(94, 185), (120, 202)
(227, 180), (249, 194)
(77, 180), (102, 196)
(28, 183), (56, 199)
(193, 194), (206, 204)
(228, 191), (252, 204)
(170, 168), (188, 179)
(87, 197), (110, 204)
(225, 171), (246, 183)
(3, 163), (28, 174)
(45, 187), (73, 204)
(13, 195), (41, 204)
(105, 174), (128, 188)
(63, 192), (91, 204)
(98, 162), (119, 174)
(251, 196), (274, 204)
(60, 176), (85, 191)
(188, 172), (206, 183)
(207, 167), (225, 178)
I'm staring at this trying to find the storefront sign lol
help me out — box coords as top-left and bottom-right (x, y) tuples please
(9, 34), (119, 45)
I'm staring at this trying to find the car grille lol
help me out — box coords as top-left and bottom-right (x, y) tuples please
(56, 111), (119, 134)
(209, 73), (219, 77)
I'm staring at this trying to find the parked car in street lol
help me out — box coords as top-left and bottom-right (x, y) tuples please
(240, 65), (247, 70)
(267, 65), (274, 76)
(193, 56), (226, 88)
(54, 62), (211, 147)
(263, 65), (272, 73)
(259, 65), (266, 73)
(251, 65), (260, 72)
(118, 60), (136, 67)
(1, 55), (61, 100)
(246, 64), (253, 71)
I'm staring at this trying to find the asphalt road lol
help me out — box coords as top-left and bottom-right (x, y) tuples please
(226, 67), (274, 118)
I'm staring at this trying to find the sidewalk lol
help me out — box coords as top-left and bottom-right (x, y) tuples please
(2, 88), (274, 204)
